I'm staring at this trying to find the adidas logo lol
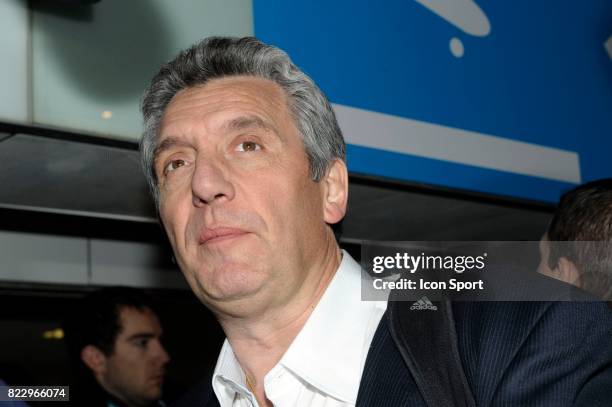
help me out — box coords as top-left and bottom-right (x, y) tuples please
(410, 296), (438, 311)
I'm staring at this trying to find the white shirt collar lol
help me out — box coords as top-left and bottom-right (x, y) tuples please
(213, 341), (255, 404)
(212, 250), (387, 405)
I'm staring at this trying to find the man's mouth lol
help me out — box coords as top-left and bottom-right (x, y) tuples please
(150, 373), (165, 386)
(199, 227), (249, 245)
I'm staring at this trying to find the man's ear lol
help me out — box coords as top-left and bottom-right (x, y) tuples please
(556, 257), (581, 286)
(81, 345), (107, 375)
(323, 159), (348, 224)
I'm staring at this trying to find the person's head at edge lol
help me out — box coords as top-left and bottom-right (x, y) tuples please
(64, 286), (170, 407)
(139, 37), (349, 321)
(538, 178), (612, 300)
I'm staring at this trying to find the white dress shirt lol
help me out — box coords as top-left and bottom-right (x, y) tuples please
(211, 251), (388, 407)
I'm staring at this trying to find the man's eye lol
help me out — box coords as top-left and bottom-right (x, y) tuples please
(236, 141), (261, 152)
(135, 339), (149, 349)
(164, 159), (186, 174)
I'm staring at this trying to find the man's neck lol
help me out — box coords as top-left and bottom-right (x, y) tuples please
(218, 242), (342, 405)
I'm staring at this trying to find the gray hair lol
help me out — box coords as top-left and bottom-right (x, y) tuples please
(140, 36), (345, 205)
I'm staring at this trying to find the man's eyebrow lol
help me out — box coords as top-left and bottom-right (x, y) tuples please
(126, 332), (157, 341)
(153, 137), (190, 162)
(223, 115), (277, 135)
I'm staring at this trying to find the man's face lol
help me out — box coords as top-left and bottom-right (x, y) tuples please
(154, 76), (345, 315)
(99, 307), (169, 406)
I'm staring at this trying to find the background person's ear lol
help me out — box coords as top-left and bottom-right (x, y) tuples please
(81, 344), (107, 375)
(322, 159), (348, 224)
(556, 257), (581, 286)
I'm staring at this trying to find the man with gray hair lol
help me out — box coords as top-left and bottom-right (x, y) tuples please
(141, 37), (612, 406)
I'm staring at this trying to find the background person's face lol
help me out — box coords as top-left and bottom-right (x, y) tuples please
(155, 76), (336, 316)
(101, 307), (169, 406)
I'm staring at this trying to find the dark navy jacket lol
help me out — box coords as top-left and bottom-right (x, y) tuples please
(172, 300), (612, 407)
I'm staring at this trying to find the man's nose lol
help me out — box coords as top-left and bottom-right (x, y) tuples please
(191, 159), (235, 206)
(159, 346), (170, 365)
(153, 340), (170, 365)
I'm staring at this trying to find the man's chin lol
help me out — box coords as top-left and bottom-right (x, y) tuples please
(140, 385), (162, 403)
(205, 279), (265, 304)
(191, 263), (267, 304)
(150, 389), (163, 400)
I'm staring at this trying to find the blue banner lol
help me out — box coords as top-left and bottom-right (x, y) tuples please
(254, 0), (612, 202)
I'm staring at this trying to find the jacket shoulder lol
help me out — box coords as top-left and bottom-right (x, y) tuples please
(454, 301), (612, 406)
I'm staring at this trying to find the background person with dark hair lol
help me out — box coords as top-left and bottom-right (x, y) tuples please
(63, 286), (170, 407)
(538, 178), (612, 301)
